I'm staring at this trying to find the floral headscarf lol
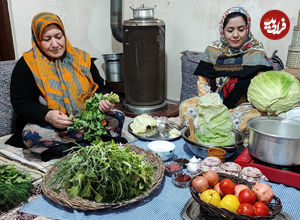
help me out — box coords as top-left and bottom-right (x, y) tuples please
(23, 12), (98, 117)
(196, 7), (272, 76)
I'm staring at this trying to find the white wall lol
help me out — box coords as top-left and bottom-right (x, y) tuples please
(8, 0), (300, 102)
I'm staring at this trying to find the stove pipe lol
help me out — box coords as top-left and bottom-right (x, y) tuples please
(110, 0), (123, 42)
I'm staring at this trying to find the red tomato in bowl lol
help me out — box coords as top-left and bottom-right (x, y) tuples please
(238, 189), (257, 205)
(219, 178), (235, 195)
(237, 203), (255, 216)
(253, 201), (269, 216)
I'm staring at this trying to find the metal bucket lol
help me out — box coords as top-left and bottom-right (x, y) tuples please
(102, 53), (123, 82)
(247, 117), (300, 166)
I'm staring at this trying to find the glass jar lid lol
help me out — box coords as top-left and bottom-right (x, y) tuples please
(221, 162), (241, 172)
(202, 157), (222, 166)
(241, 166), (262, 178)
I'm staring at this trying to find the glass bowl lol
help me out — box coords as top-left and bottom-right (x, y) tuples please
(164, 161), (182, 177)
(172, 170), (192, 188)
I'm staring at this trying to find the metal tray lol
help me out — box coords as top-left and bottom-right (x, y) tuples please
(127, 120), (182, 141)
(181, 198), (293, 220)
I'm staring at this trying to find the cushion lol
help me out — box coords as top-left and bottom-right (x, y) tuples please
(0, 60), (17, 136)
(180, 50), (203, 102)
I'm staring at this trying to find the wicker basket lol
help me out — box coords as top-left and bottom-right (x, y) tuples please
(42, 144), (164, 210)
(189, 173), (282, 220)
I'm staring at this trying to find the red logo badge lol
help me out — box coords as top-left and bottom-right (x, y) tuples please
(260, 10), (290, 40)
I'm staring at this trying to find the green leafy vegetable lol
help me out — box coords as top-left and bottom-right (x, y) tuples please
(49, 141), (153, 203)
(248, 71), (300, 115)
(0, 165), (33, 212)
(194, 93), (235, 146)
(68, 92), (120, 141)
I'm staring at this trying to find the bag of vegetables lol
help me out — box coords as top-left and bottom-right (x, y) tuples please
(247, 71), (300, 115)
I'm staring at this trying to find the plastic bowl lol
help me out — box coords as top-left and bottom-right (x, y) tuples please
(147, 140), (175, 161)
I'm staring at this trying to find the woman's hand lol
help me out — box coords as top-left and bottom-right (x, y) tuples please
(45, 110), (73, 129)
(98, 93), (115, 112)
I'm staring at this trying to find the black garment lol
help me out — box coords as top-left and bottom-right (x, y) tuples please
(194, 61), (273, 78)
(193, 60), (273, 109)
(5, 57), (111, 148)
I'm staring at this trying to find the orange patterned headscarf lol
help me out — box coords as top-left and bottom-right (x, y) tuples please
(23, 12), (98, 117)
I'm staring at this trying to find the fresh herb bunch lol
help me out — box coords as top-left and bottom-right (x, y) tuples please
(68, 92), (120, 141)
(0, 165), (33, 212)
(49, 141), (154, 203)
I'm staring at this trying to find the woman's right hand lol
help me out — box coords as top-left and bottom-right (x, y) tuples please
(45, 110), (73, 129)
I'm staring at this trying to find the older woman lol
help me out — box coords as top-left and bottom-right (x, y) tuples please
(194, 7), (273, 109)
(6, 12), (125, 158)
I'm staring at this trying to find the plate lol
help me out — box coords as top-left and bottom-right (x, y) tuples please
(127, 120), (182, 141)
(181, 198), (293, 220)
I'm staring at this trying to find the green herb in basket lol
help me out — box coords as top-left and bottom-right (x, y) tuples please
(68, 92), (119, 141)
(49, 141), (154, 203)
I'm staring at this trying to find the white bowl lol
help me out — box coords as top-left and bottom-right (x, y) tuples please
(147, 140), (175, 161)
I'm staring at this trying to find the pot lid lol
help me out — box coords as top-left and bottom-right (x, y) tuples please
(130, 4), (156, 11)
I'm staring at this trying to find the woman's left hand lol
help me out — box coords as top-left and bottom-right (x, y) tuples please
(98, 96), (115, 112)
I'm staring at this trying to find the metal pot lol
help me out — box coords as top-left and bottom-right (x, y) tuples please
(247, 117), (300, 166)
(102, 53), (123, 82)
(130, 5), (156, 19)
(182, 127), (245, 158)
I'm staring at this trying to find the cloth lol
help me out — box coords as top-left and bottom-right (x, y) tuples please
(21, 110), (125, 156)
(194, 7), (273, 109)
(23, 12), (98, 117)
(18, 139), (300, 220)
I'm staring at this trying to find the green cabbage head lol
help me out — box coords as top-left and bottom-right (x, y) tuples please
(247, 71), (300, 115)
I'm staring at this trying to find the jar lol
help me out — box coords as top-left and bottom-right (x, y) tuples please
(200, 157), (222, 172)
(219, 162), (241, 177)
(239, 166), (268, 183)
(208, 148), (226, 163)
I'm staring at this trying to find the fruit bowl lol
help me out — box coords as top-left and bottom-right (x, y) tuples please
(189, 172), (282, 220)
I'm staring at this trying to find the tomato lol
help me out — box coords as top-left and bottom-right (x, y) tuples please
(234, 184), (249, 197)
(238, 189), (257, 205)
(253, 201), (270, 216)
(219, 178), (235, 195)
(237, 203), (255, 216)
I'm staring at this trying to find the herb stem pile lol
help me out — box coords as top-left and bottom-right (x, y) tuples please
(49, 141), (154, 203)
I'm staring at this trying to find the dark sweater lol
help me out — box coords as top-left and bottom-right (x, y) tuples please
(6, 57), (111, 147)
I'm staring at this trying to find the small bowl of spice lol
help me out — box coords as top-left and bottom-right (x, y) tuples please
(174, 154), (190, 168)
(164, 161), (182, 177)
(172, 170), (192, 188)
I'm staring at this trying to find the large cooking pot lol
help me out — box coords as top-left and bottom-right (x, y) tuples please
(247, 117), (300, 166)
(182, 127), (245, 158)
(130, 5), (156, 19)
